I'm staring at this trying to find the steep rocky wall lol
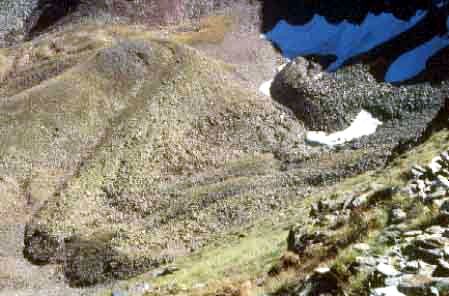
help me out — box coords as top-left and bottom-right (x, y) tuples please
(260, 0), (449, 84)
(0, 0), (39, 45)
(260, 0), (449, 32)
(0, 0), (248, 46)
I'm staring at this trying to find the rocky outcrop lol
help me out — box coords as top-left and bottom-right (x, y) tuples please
(282, 144), (449, 296)
(0, 0), (39, 45)
(0, 0), (245, 46)
(270, 56), (448, 172)
(364, 150), (449, 296)
(271, 57), (447, 133)
(408, 149), (449, 202)
(293, 267), (343, 296)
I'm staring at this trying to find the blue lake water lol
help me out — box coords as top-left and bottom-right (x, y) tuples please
(265, 9), (449, 82)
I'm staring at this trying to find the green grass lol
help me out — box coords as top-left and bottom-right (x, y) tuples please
(318, 129), (449, 295)
(107, 129), (449, 296)
(172, 15), (234, 45)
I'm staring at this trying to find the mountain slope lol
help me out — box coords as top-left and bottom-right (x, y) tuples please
(0, 2), (448, 295)
(0, 24), (303, 286)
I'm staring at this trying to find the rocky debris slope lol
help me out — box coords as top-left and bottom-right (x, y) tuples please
(0, 0), (39, 45)
(271, 57), (447, 133)
(286, 184), (396, 261)
(284, 146), (449, 296)
(362, 192), (449, 296)
(270, 56), (448, 165)
(0, 0), (248, 47)
(408, 149), (449, 202)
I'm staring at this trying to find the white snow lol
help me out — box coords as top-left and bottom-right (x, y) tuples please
(371, 286), (406, 296)
(429, 156), (443, 173)
(258, 79), (273, 96)
(314, 266), (331, 274)
(375, 263), (401, 277)
(305, 110), (382, 147)
(276, 62), (288, 72)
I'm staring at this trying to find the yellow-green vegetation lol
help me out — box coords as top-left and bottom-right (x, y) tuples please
(151, 226), (287, 290)
(0, 48), (13, 82)
(104, 129), (449, 296)
(9, 21), (311, 287)
(172, 15), (235, 45)
(314, 130), (449, 295)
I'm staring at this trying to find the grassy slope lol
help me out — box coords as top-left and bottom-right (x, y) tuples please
(11, 20), (317, 286)
(108, 129), (448, 296)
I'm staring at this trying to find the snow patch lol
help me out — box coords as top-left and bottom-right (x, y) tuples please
(259, 79), (273, 96)
(277, 62), (288, 72)
(306, 110), (382, 146)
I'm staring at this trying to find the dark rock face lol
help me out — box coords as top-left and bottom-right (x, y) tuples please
(62, 236), (158, 287)
(298, 268), (342, 296)
(0, 0), (241, 46)
(23, 224), (61, 265)
(271, 55), (448, 169)
(287, 230), (328, 255)
(0, 0), (39, 45)
(261, 0), (449, 84)
(25, 0), (82, 37)
(260, 0), (447, 32)
(271, 57), (446, 133)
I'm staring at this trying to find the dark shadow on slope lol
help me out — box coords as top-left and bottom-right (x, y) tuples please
(347, 5), (449, 85)
(26, 0), (82, 38)
(260, 0), (444, 32)
(259, 0), (449, 84)
(387, 96), (449, 162)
